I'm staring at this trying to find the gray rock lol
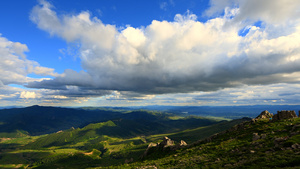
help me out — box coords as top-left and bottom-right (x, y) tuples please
(159, 137), (175, 148)
(256, 110), (273, 119)
(252, 133), (260, 141)
(143, 143), (158, 157)
(274, 137), (287, 143)
(147, 142), (158, 148)
(273, 110), (298, 121)
(179, 140), (187, 146)
(291, 143), (299, 149)
(125, 158), (133, 164)
(143, 137), (179, 158)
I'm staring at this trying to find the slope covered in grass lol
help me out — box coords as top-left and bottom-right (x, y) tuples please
(122, 117), (300, 168)
(23, 111), (221, 149)
(0, 105), (122, 136)
(0, 109), (233, 168)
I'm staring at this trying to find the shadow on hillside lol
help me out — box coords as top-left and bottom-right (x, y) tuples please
(0, 151), (51, 165)
(0, 143), (23, 151)
(109, 139), (145, 146)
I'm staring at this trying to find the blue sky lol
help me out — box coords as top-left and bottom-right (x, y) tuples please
(0, 0), (210, 75)
(1, 0), (300, 107)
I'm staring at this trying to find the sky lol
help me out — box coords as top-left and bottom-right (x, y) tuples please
(1, 0), (300, 107)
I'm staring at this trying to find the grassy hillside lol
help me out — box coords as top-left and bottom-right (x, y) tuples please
(0, 106), (220, 137)
(0, 105), (123, 136)
(121, 117), (300, 168)
(0, 110), (246, 169)
(4, 106), (298, 169)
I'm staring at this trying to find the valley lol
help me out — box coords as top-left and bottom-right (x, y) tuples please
(0, 106), (299, 168)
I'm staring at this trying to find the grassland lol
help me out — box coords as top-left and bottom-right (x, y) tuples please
(2, 107), (299, 169)
(0, 110), (247, 169)
(120, 118), (300, 168)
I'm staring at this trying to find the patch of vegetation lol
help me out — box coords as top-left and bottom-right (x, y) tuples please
(0, 108), (244, 168)
(3, 107), (298, 168)
(122, 118), (300, 168)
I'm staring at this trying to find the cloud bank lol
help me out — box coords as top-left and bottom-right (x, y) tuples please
(0, 33), (64, 106)
(24, 0), (300, 104)
(0, 35), (56, 86)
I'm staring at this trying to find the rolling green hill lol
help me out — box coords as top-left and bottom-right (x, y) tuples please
(0, 108), (246, 169)
(0, 105), (122, 136)
(121, 117), (300, 168)
(0, 106), (220, 137)
(24, 113), (222, 150)
(2, 107), (299, 169)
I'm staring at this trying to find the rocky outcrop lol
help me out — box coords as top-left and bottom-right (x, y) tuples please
(124, 158), (133, 164)
(252, 133), (260, 141)
(255, 110), (273, 119)
(273, 110), (298, 121)
(252, 133), (267, 141)
(148, 142), (158, 148)
(179, 140), (187, 146)
(159, 137), (175, 148)
(143, 142), (158, 157)
(142, 137), (187, 158)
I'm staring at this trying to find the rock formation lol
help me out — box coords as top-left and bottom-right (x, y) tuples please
(273, 110), (298, 121)
(159, 137), (175, 148)
(255, 110), (273, 119)
(179, 140), (187, 146)
(124, 158), (133, 164)
(143, 142), (158, 157)
(252, 133), (260, 141)
(252, 133), (267, 141)
(142, 137), (187, 158)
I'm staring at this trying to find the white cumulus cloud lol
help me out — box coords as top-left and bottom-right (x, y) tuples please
(0, 35), (57, 86)
(20, 91), (39, 99)
(27, 0), (300, 101)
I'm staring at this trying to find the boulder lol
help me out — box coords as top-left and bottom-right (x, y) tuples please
(179, 140), (187, 146)
(256, 110), (273, 119)
(172, 140), (188, 150)
(124, 158), (133, 164)
(251, 118), (257, 123)
(142, 137), (187, 158)
(252, 133), (260, 141)
(143, 143), (158, 158)
(291, 143), (299, 149)
(159, 137), (175, 148)
(273, 110), (298, 121)
(147, 142), (158, 148)
(261, 134), (267, 139)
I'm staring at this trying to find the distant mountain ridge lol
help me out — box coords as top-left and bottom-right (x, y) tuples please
(0, 110), (251, 168)
(0, 105), (121, 136)
(0, 105), (220, 137)
(2, 107), (297, 168)
(127, 105), (300, 119)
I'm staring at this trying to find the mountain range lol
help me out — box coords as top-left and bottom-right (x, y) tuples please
(0, 106), (299, 168)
